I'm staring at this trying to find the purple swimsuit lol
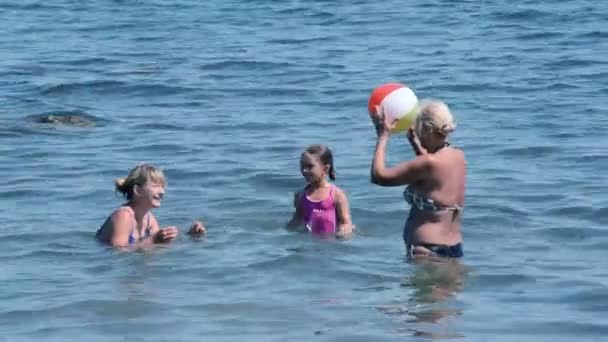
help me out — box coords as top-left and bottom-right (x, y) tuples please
(299, 184), (337, 234)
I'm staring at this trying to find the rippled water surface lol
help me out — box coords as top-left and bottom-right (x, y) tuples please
(1, 1), (607, 341)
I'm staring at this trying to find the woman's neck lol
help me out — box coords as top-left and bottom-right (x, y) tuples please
(127, 201), (151, 221)
(426, 141), (449, 153)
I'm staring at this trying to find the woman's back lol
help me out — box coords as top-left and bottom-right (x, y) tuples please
(404, 146), (466, 247)
(414, 146), (466, 207)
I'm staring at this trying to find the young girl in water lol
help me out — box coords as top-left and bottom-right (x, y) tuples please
(286, 145), (354, 237)
(96, 164), (206, 248)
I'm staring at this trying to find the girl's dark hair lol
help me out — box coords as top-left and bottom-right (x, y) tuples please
(304, 144), (336, 180)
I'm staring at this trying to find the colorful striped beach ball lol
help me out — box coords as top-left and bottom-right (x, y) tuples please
(368, 83), (419, 133)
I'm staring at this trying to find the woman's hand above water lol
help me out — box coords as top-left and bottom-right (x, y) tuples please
(407, 127), (427, 156)
(154, 226), (179, 243)
(371, 105), (398, 138)
(188, 221), (207, 236)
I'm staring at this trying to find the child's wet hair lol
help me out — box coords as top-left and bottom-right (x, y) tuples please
(115, 164), (166, 199)
(303, 144), (336, 180)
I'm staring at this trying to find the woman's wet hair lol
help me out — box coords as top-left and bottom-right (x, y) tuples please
(415, 100), (456, 138)
(115, 164), (166, 199)
(303, 144), (336, 180)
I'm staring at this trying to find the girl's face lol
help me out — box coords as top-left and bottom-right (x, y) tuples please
(133, 181), (165, 208)
(300, 153), (328, 185)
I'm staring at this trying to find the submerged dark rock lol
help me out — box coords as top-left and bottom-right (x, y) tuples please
(25, 111), (101, 127)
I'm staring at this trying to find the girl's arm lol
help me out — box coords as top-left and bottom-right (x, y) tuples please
(286, 191), (303, 230)
(334, 187), (354, 237)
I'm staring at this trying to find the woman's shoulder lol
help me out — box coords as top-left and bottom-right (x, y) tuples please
(98, 207), (132, 237)
(447, 144), (465, 156)
(436, 146), (466, 163)
(449, 147), (466, 165)
(110, 206), (134, 222)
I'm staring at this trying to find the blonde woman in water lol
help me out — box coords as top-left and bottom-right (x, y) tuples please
(96, 164), (206, 248)
(371, 101), (466, 258)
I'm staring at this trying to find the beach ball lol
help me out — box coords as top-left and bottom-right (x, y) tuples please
(368, 83), (419, 133)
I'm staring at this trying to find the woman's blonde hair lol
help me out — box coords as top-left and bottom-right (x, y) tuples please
(414, 100), (456, 138)
(115, 164), (166, 199)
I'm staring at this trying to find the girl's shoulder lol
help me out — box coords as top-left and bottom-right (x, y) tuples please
(293, 186), (309, 208)
(330, 184), (349, 201)
(298, 184), (313, 197)
(330, 183), (342, 190)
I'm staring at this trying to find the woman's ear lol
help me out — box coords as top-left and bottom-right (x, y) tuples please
(325, 164), (331, 173)
(132, 184), (141, 197)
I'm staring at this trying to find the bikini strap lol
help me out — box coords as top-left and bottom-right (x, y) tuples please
(119, 206), (138, 237)
(145, 213), (152, 236)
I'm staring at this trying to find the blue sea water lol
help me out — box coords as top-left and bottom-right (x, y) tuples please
(1, 0), (607, 341)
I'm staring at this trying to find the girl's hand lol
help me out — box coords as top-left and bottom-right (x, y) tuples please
(188, 221), (206, 236)
(335, 224), (355, 239)
(154, 226), (179, 243)
(407, 127), (427, 156)
(371, 105), (398, 137)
